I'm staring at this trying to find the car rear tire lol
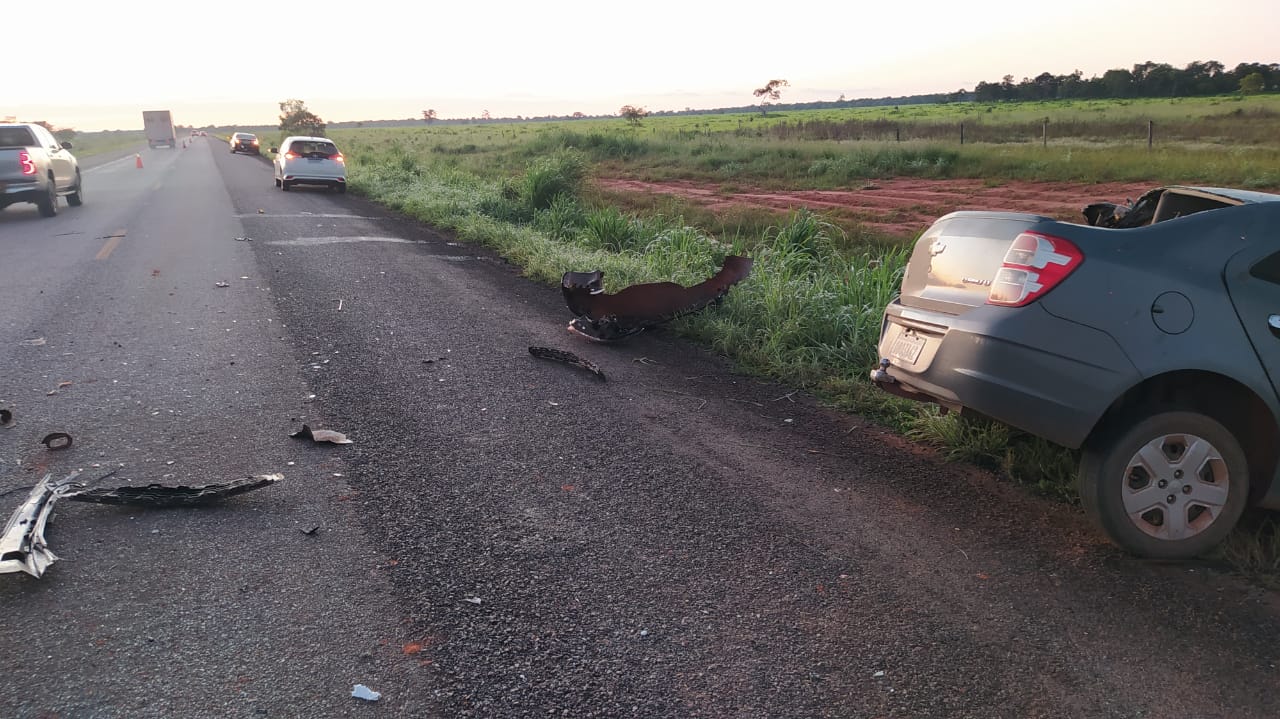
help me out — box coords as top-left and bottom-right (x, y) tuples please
(67, 171), (83, 207)
(36, 179), (57, 217)
(336, 184), (347, 194)
(274, 178), (281, 188)
(281, 180), (291, 191)
(1079, 410), (1248, 559)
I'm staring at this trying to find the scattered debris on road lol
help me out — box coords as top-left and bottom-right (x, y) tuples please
(0, 409), (14, 429)
(561, 255), (753, 342)
(463, 596), (483, 605)
(290, 424), (354, 445)
(351, 684), (381, 702)
(234, 236), (253, 241)
(0, 474), (66, 578)
(528, 346), (606, 381)
(301, 525), (321, 536)
(1, 472), (283, 578)
(215, 281), (230, 288)
(40, 432), (73, 451)
(19, 337), (46, 346)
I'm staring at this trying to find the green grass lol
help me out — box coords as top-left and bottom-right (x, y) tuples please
(336, 94), (1280, 576)
(62, 130), (147, 158)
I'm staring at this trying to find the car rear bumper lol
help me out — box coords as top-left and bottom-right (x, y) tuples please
(0, 179), (41, 202)
(870, 300), (1139, 448)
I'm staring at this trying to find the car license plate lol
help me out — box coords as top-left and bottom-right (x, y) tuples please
(889, 332), (925, 364)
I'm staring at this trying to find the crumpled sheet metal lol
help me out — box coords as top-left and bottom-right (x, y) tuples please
(561, 255), (753, 342)
(0, 474), (70, 578)
(1, 473), (282, 579)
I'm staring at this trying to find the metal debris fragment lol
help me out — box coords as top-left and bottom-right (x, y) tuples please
(561, 255), (753, 342)
(2, 472), (282, 579)
(40, 432), (73, 451)
(290, 424), (354, 445)
(528, 346), (606, 381)
(66, 474), (283, 507)
(19, 337), (46, 346)
(351, 684), (381, 702)
(0, 474), (69, 577)
(300, 525), (321, 536)
(215, 281), (230, 288)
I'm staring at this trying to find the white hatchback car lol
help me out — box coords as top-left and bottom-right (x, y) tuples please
(272, 136), (346, 192)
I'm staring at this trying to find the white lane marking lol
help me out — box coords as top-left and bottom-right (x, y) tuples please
(83, 155), (141, 173)
(268, 236), (413, 246)
(236, 213), (379, 219)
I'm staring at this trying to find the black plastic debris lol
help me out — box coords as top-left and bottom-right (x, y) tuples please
(40, 432), (72, 451)
(0, 409), (13, 429)
(67, 474), (283, 507)
(561, 255), (753, 342)
(290, 424), (353, 445)
(528, 346), (606, 381)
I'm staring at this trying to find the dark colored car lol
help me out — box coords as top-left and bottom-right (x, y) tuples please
(870, 186), (1280, 558)
(230, 132), (259, 154)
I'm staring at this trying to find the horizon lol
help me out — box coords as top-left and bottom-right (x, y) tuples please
(7, 0), (1278, 132)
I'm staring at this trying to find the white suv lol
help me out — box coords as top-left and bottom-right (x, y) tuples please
(271, 136), (346, 193)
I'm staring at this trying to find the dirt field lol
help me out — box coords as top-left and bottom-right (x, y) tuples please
(596, 178), (1161, 237)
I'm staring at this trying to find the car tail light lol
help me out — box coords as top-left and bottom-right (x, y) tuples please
(328, 153), (344, 163)
(284, 151), (299, 160)
(251, 139), (259, 145)
(987, 231), (1083, 307)
(19, 151), (36, 176)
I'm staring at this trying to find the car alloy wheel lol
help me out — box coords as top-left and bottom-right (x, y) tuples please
(1080, 410), (1248, 558)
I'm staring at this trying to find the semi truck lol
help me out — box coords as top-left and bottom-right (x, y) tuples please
(143, 110), (176, 149)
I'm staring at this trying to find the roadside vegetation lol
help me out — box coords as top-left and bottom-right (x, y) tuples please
(333, 93), (1280, 575)
(59, 130), (147, 159)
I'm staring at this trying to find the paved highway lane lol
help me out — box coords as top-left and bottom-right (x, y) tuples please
(3, 137), (1280, 718)
(0, 139), (431, 717)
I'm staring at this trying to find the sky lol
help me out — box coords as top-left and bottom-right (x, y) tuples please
(6, 0), (1278, 131)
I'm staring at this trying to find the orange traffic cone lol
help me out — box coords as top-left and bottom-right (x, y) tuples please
(135, 153), (143, 169)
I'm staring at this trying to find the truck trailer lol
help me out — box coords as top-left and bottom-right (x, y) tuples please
(143, 110), (176, 149)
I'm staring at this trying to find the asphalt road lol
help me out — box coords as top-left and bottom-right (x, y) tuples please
(1, 138), (1278, 718)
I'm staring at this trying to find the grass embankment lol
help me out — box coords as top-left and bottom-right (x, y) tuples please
(64, 130), (147, 159)
(334, 95), (1280, 577)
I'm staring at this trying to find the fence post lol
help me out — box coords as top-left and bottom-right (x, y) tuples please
(1043, 121), (1048, 148)
(960, 122), (964, 145)
(896, 127), (901, 142)
(1147, 120), (1154, 150)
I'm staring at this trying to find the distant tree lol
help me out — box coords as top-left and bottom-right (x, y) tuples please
(752, 79), (789, 115)
(572, 111), (585, 118)
(422, 109), (437, 123)
(32, 120), (55, 132)
(619, 105), (648, 125)
(481, 109), (491, 120)
(1240, 72), (1266, 94)
(278, 99), (326, 135)
(54, 128), (77, 142)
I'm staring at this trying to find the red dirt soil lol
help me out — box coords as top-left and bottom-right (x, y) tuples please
(596, 178), (1158, 238)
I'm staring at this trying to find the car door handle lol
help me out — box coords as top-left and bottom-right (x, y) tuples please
(1269, 314), (1280, 337)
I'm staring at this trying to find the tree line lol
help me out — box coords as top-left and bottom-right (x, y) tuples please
(969, 61), (1277, 102)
